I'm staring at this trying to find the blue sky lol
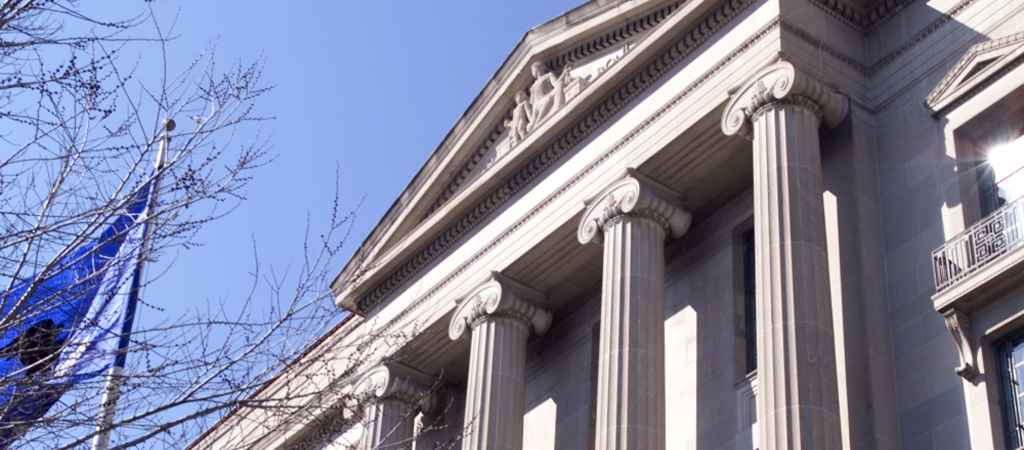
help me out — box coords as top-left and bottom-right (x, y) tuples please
(86, 1), (586, 324)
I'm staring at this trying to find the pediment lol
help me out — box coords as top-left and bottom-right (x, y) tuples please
(331, 0), (685, 313)
(927, 31), (1024, 115)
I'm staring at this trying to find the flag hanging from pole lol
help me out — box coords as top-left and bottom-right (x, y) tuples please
(0, 180), (154, 447)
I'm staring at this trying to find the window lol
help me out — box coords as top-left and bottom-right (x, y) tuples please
(1000, 333), (1024, 448)
(742, 228), (756, 374)
(978, 132), (1024, 217)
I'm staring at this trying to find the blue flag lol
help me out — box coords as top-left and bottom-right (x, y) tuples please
(0, 182), (153, 446)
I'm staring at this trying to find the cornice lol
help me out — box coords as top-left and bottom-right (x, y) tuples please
(805, 0), (915, 34)
(866, 0), (981, 77)
(780, 0), (982, 79)
(343, 0), (765, 316)
(348, 17), (780, 349)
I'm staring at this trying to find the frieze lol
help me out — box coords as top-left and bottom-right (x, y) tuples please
(351, 0), (765, 316)
(780, 20), (870, 76)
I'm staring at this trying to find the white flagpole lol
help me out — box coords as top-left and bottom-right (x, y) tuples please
(90, 118), (174, 450)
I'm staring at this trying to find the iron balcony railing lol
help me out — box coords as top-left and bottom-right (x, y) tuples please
(933, 197), (1024, 292)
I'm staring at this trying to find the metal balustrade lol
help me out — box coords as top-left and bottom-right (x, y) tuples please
(933, 198), (1024, 292)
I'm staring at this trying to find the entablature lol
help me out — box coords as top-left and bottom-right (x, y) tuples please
(333, 0), (771, 317)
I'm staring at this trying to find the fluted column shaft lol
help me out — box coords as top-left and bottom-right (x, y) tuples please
(754, 102), (840, 450)
(464, 316), (530, 450)
(450, 273), (551, 450)
(578, 170), (691, 450)
(723, 60), (848, 450)
(597, 215), (668, 450)
(359, 398), (417, 450)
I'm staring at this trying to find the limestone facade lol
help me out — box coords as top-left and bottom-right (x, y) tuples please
(190, 0), (1024, 449)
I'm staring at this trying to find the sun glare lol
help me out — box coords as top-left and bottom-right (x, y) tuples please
(989, 134), (1024, 204)
(990, 135), (1024, 178)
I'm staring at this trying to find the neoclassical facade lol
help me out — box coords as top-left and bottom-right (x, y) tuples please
(191, 0), (1024, 449)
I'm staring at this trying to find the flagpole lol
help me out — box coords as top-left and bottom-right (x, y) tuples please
(90, 119), (173, 450)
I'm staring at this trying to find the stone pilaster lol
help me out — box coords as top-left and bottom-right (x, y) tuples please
(722, 60), (848, 450)
(353, 363), (437, 450)
(578, 170), (691, 450)
(449, 272), (551, 450)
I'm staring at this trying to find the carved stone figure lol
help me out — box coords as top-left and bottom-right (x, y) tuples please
(527, 61), (574, 129)
(504, 62), (585, 148)
(504, 91), (531, 147)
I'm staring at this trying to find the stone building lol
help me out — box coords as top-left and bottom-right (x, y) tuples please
(190, 0), (1024, 448)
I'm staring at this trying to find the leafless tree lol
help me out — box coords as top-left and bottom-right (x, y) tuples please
(0, 1), (371, 448)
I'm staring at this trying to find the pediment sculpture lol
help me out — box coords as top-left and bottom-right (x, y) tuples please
(505, 62), (590, 146)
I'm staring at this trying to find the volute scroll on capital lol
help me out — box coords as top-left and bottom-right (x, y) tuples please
(578, 169), (692, 245)
(351, 363), (438, 414)
(449, 272), (552, 341)
(721, 60), (849, 140)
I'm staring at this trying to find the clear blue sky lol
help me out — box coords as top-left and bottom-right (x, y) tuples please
(84, 1), (586, 322)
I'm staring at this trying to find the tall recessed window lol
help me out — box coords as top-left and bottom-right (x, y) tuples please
(742, 229), (756, 374)
(979, 133), (1024, 217)
(999, 333), (1024, 448)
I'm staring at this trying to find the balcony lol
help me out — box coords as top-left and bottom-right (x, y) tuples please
(933, 197), (1024, 292)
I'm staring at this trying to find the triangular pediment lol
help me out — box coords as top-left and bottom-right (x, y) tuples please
(331, 0), (688, 314)
(927, 31), (1024, 115)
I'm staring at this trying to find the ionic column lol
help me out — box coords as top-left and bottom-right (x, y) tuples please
(722, 60), (848, 450)
(353, 363), (437, 450)
(577, 170), (692, 450)
(449, 272), (552, 450)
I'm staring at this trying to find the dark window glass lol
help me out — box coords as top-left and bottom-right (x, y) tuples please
(999, 333), (1024, 448)
(742, 229), (756, 374)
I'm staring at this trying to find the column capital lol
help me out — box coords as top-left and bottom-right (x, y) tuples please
(578, 168), (692, 245)
(352, 362), (438, 414)
(722, 60), (848, 139)
(449, 272), (552, 340)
